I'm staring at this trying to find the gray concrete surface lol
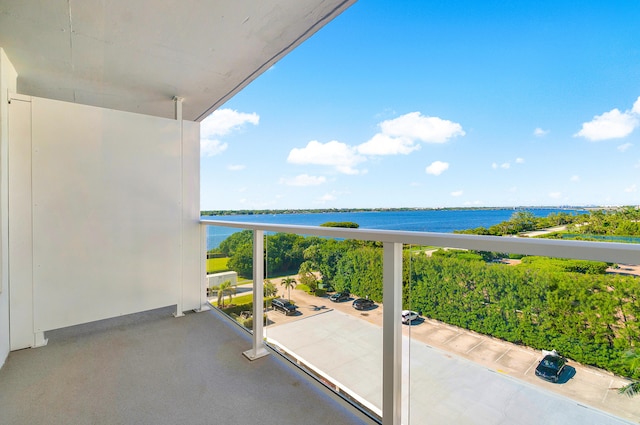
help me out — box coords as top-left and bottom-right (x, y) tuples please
(265, 289), (638, 425)
(0, 306), (371, 425)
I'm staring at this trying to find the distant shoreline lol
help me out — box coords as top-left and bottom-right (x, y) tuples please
(201, 205), (595, 216)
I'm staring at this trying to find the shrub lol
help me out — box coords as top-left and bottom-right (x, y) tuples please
(220, 297), (276, 316)
(315, 288), (327, 297)
(238, 315), (267, 329)
(296, 284), (311, 294)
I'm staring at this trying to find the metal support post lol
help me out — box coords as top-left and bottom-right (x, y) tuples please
(173, 96), (184, 121)
(383, 242), (402, 425)
(243, 229), (269, 360)
(196, 225), (210, 312)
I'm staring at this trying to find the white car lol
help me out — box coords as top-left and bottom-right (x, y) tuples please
(402, 310), (419, 324)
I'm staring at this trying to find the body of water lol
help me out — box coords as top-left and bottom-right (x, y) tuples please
(203, 208), (585, 250)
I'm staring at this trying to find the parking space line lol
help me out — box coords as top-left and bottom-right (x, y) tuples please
(495, 348), (511, 363)
(524, 359), (539, 376)
(603, 379), (614, 403)
(465, 340), (484, 354)
(442, 332), (462, 345)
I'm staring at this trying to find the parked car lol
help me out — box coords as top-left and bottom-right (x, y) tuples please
(271, 298), (297, 316)
(401, 310), (420, 324)
(534, 353), (566, 383)
(352, 297), (375, 310)
(329, 291), (350, 302)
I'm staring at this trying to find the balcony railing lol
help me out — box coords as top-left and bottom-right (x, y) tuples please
(201, 218), (640, 425)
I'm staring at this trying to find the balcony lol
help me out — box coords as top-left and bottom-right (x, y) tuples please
(1, 218), (639, 424)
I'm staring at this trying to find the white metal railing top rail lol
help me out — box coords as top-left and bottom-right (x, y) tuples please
(200, 219), (640, 425)
(201, 219), (640, 264)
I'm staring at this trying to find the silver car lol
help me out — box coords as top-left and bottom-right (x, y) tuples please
(402, 310), (419, 324)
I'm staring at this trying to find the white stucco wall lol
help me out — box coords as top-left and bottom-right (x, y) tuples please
(0, 48), (17, 367)
(208, 271), (238, 288)
(6, 94), (202, 349)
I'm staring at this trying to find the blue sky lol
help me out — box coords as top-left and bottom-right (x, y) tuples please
(200, 1), (640, 210)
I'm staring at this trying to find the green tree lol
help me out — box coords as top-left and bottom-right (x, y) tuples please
(619, 350), (640, 397)
(333, 246), (382, 300)
(264, 279), (278, 298)
(227, 242), (254, 278)
(298, 261), (319, 292)
(214, 280), (236, 308)
(320, 221), (359, 228)
(280, 276), (297, 301)
(218, 230), (253, 257)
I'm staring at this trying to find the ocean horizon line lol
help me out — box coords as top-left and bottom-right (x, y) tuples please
(200, 205), (614, 216)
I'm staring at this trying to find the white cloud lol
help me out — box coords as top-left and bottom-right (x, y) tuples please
(618, 143), (633, 152)
(357, 133), (419, 155)
(280, 174), (327, 186)
(491, 163), (498, 169)
(451, 190), (463, 197)
(624, 184), (637, 193)
(501, 162), (510, 169)
(201, 108), (259, 138)
(227, 164), (246, 171)
(287, 140), (365, 174)
(356, 112), (464, 156)
(379, 112), (465, 143)
(425, 161), (449, 176)
(516, 157), (525, 164)
(200, 108), (259, 157)
(549, 192), (562, 199)
(534, 128), (548, 137)
(574, 97), (640, 141)
(201, 139), (228, 157)
(570, 175), (580, 182)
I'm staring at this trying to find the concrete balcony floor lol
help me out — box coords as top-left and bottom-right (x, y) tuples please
(0, 307), (372, 425)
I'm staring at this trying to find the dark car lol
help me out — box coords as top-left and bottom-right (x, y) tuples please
(271, 298), (297, 316)
(329, 291), (350, 302)
(534, 354), (566, 383)
(352, 297), (375, 311)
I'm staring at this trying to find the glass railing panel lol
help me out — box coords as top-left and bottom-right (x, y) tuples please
(262, 232), (384, 421)
(405, 247), (640, 425)
(202, 220), (640, 425)
(205, 224), (257, 330)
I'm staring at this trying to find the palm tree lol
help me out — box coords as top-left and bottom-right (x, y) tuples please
(619, 381), (640, 397)
(215, 280), (236, 308)
(280, 276), (297, 301)
(618, 349), (640, 397)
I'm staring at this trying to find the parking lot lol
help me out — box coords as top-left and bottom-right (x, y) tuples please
(262, 287), (639, 424)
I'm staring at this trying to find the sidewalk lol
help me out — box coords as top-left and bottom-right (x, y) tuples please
(265, 287), (640, 423)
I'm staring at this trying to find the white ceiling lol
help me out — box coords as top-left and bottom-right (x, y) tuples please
(0, 0), (355, 121)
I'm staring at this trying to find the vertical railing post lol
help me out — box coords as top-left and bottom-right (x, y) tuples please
(383, 242), (402, 425)
(243, 229), (269, 360)
(198, 225), (210, 311)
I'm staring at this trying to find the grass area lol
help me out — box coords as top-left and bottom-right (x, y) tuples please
(207, 257), (229, 274)
(209, 290), (254, 308)
(229, 293), (253, 305)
